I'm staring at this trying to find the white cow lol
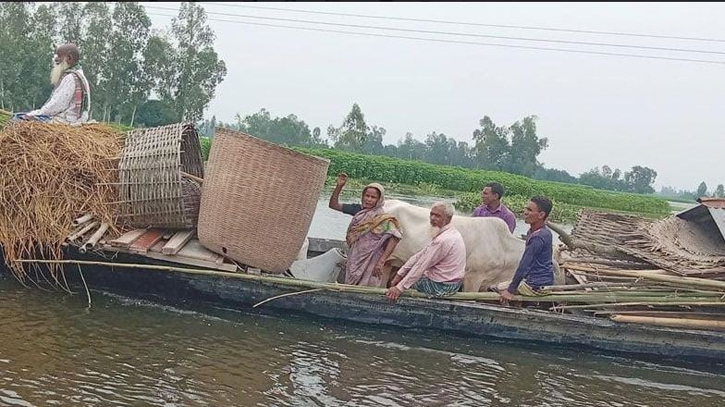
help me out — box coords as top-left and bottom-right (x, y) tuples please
(382, 199), (563, 292)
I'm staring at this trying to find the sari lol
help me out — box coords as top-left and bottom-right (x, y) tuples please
(344, 183), (402, 287)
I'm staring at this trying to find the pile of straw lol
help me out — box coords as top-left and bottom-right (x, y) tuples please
(0, 121), (124, 284)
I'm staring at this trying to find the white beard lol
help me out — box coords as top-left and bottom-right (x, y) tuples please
(428, 226), (441, 239)
(50, 61), (70, 86)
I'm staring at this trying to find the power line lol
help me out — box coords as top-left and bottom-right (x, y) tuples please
(145, 5), (725, 56)
(146, 11), (725, 66)
(202, 2), (725, 44)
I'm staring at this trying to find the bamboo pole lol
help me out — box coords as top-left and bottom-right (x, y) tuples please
(79, 223), (110, 254)
(253, 288), (324, 308)
(594, 310), (725, 319)
(610, 315), (725, 331)
(73, 213), (93, 226)
(551, 302), (725, 310)
(12, 259), (725, 306)
(565, 264), (669, 275)
(180, 171), (203, 184)
(593, 269), (725, 291)
(11, 259), (523, 302)
(67, 221), (99, 242)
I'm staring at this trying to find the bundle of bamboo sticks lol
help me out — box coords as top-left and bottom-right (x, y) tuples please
(557, 261), (725, 330)
(0, 120), (124, 285)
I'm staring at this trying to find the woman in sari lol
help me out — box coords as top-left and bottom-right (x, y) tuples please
(329, 173), (402, 287)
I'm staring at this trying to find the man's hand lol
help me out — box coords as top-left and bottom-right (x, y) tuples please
(385, 286), (402, 303)
(336, 172), (348, 188)
(499, 290), (515, 305)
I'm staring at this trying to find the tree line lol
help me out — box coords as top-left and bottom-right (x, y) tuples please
(658, 183), (725, 201)
(0, 2), (226, 125)
(199, 103), (663, 195)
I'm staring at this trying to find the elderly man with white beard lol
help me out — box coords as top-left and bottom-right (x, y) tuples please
(14, 43), (91, 124)
(385, 202), (466, 303)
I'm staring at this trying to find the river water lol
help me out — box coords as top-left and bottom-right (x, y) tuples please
(2, 197), (724, 406)
(2, 278), (724, 407)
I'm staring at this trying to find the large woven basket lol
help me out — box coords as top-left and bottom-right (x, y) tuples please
(117, 123), (204, 229)
(198, 128), (330, 272)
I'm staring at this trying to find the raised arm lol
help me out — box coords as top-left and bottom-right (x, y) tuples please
(328, 172), (348, 212)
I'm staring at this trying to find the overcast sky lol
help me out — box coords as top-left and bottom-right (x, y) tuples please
(147, 2), (725, 192)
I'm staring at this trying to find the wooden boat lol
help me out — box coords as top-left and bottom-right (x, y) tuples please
(3, 227), (723, 363)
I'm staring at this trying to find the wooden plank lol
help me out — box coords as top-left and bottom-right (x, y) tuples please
(176, 239), (221, 262)
(129, 229), (165, 254)
(162, 229), (195, 255)
(110, 228), (148, 248)
(149, 239), (167, 253)
(141, 251), (238, 272)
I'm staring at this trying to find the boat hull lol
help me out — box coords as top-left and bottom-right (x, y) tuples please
(20, 249), (721, 362)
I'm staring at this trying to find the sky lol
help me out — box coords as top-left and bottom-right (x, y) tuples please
(146, 2), (725, 192)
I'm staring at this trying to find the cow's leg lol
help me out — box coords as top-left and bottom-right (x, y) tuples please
(462, 270), (487, 293)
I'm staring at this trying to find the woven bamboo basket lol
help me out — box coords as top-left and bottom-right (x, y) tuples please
(198, 128), (330, 272)
(117, 123), (204, 229)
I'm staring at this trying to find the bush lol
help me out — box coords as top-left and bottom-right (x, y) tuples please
(295, 147), (671, 216)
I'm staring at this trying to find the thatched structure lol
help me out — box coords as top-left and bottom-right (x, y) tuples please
(0, 120), (123, 285)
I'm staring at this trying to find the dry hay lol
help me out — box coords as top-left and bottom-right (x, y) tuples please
(0, 121), (124, 286)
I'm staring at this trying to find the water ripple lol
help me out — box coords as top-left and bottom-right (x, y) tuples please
(2, 280), (725, 407)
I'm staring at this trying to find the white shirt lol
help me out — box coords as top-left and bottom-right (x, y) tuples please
(29, 69), (90, 124)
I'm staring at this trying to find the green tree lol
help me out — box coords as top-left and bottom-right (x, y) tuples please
(534, 167), (577, 184)
(170, 2), (227, 121)
(329, 103), (368, 152)
(310, 126), (327, 148)
(79, 2), (112, 120)
(24, 4), (57, 110)
(579, 165), (627, 191)
(472, 116), (510, 171)
(697, 182), (708, 197)
(234, 108), (325, 148)
(135, 99), (178, 127)
(106, 2), (152, 124)
(623, 165), (657, 194)
(143, 33), (177, 105)
(271, 114), (314, 146)
(0, 3), (35, 111)
(508, 115), (548, 176)
(362, 125), (385, 154)
(451, 141), (474, 168)
(424, 132), (456, 165)
(56, 2), (82, 43)
(396, 132), (426, 161)
(715, 184), (724, 198)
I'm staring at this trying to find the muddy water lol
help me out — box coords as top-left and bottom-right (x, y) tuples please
(1, 279), (724, 407)
(3, 196), (721, 406)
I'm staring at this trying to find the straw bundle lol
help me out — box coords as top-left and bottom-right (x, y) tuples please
(0, 121), (124, 283)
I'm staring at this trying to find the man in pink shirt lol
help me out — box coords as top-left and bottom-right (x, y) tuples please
(385, 202), (467, 303)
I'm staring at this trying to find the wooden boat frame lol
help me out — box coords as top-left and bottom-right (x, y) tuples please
(3, 234), (723, 363)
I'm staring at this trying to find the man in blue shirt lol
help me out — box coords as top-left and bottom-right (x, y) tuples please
(499, 196), (554, 305)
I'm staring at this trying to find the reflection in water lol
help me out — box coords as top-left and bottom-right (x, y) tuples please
(1, 279), (724, 407)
